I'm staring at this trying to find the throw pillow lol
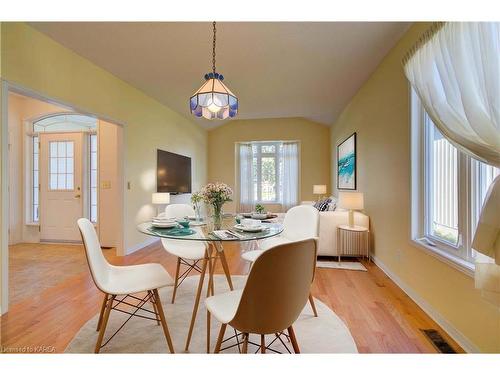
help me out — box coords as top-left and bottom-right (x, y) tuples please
(327, 196), (337, 211)
(314, 197), (331, 212)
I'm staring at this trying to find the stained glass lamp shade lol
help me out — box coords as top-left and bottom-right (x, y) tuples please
(190, 72), (238, 120)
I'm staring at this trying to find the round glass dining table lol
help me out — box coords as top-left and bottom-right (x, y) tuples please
(137, 216), (284, 353)
(137, 217), (283, 242)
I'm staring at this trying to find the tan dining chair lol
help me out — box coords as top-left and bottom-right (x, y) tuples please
(242, 205), (320, 317)
(205, 238), (317, 354)
(77, 218), (175, 353)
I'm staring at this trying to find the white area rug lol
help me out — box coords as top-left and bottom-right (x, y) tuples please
(65, 275), (358, 353)
(316, 261), (367, 271)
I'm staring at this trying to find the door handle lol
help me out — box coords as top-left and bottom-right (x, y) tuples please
(75, 194), (81, 198)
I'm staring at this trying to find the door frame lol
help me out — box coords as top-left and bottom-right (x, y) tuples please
(1, 80), (126, 314)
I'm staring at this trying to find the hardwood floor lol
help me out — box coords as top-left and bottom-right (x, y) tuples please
(0, 241), (464, 353)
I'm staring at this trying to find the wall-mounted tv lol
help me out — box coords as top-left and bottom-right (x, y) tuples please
(157, 149), (192, 194)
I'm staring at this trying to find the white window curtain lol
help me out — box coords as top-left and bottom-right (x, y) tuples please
(404, 22), (500, 167)
(404, 22), (500, 306)
(238, 143), (255, 213)
(280, 142), (299, 211)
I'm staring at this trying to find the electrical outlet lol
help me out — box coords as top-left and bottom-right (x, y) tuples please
(395, 249), (402, 263)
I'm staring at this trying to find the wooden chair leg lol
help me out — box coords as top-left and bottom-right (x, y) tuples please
(171, 257), (181, 304)
(287, 326), (300, 354)
(308, 293), (318, 317)
(214, 323), (227, 353)
(96, 293), (109, 332)
(94, 294), (114, 353)
(261, 335), (266, 354)
(153, 289), (175, 354)
(242, 333), (249, 354)
(150, 291), (160, 326)
(206, 254), (217, 353)
(184, 255), (209, 351)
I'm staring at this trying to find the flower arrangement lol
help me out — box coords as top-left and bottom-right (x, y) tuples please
(200, 182), (233, 229)
(191, 192), (203, 221)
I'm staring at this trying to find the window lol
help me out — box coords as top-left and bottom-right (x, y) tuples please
(49, 141), (75, 190)
(412, 92), (499, 269)
(238, 141), (299, 209)
(252, 142), (281, 203)
(425, 121), (459, 245)
(32, 136), (39, 222)
(89, 134), (98, 223)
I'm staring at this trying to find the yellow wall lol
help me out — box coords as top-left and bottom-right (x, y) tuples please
(0, 23), (208, 254)
(330, 22), (499, 352)
(208, 117), (331, 213)
(0, 21), (5, 313)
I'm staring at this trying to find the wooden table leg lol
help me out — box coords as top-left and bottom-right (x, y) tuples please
(184, 252), (209, 352)
(218, 244), (234, 291)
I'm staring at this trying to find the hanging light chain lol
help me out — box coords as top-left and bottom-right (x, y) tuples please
(212, 21), (217, 74)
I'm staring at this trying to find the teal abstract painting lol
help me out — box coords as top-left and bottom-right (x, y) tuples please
(337, 133), (356, 190)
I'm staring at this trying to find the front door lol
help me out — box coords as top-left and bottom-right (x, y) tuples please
(39, 132), (84, 242)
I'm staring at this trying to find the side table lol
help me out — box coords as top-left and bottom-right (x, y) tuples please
(336, 224), (370, 262)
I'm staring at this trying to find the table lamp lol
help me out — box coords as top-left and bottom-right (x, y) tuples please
(338, 191), (364, 227)
(313, 185), (327, 201)
(152, 192), (170, 215)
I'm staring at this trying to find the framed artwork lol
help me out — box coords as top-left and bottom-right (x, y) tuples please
(337, 132), (356, 190)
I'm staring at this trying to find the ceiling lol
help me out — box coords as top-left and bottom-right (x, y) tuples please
(30, 22), (410, 129)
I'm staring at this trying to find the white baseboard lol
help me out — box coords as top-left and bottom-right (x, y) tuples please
(125, 237), (159, 255)
(372, 255), (480, 353)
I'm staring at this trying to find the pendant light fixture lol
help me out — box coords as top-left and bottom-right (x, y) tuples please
(190, 22), (238, 120)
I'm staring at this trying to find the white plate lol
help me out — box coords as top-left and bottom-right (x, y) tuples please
(234, 224), (266, 232)
(151, 222), (178, 228)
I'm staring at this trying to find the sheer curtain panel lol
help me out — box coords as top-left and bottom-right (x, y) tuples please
(281, 142), (299, 211)
(404, 22), (500, 167)
(238, 143), (255, 213)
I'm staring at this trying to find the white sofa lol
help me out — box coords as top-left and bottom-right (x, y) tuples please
(300, 202), (370, 257)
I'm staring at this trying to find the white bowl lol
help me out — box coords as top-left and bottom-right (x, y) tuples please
(251, 213), (268, 219)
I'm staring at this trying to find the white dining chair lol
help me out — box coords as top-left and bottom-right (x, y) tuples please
(160, 203), (208, 303)
(77, 218), (175, 353)
(241, 205), (320, 316)
(205, 238), (317, 354)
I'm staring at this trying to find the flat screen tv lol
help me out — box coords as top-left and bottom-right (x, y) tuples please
(157, 149), (192, 194)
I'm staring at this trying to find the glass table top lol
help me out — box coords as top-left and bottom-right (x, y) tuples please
(137, 216), (283, 242)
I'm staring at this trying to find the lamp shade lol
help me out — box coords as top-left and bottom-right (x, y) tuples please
(313, 185), (327, 195)
(338, 192), (364, 210)
(152, 192), (170, 205)
(190, 73), (238, 120)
